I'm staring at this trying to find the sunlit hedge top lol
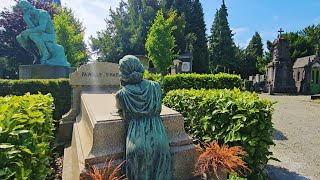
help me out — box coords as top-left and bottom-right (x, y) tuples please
(162, 73), (243, 94)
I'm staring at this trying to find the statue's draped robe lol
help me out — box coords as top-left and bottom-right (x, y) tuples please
(116, 80), (172, 180)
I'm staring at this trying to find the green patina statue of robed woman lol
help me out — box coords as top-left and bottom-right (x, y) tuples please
(115, 55), (172, 180)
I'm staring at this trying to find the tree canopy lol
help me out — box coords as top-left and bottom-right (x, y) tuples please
(208, 0), (236, 72)
(54, 7), (89, 67)
(145, 10), (177, 74)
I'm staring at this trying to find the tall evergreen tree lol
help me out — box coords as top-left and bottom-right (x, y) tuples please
(127, 0), (160, 54)
(208, 0), (236, 72)
(243, 32), (263, 76)
(189, 0), (209, 73)
(172, 0), (192, 54)
(246, 32), (263, 58)
(165, 9), (186, 55)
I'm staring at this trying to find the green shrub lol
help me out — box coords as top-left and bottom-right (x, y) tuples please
(244, 80), (254, 91)
(163, 88), (275, 179)
(144, 70), (162, 83)
(0, 79), (71, 120)
(162, 73), (243, 94)
(0, 93), (55, 179)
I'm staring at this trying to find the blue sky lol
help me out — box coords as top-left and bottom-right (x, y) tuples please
(2, 0), (320, 50)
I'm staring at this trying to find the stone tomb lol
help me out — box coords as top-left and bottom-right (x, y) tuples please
(59, 62), (197, 180)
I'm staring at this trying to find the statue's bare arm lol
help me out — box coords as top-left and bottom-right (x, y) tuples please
(29, 12), (49, 33)
(23, 14), (35, 28)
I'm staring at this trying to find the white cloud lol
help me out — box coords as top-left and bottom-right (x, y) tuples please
(273, 15), (279, 21)
(0, 0), (16, 11)
(313, 16), (320, 24)
(61, 0), (122, 42)
(231, 27), (249, 35)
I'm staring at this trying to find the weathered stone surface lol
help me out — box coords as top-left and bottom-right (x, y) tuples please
(57, 62), (121, 143)
(19, 64), (75, 79)
(266, 36), (296, 93)
(63, 93), (196, 180)
(69, 62), (120, 86)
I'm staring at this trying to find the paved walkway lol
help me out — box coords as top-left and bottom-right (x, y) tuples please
(258, 94), (320, 180)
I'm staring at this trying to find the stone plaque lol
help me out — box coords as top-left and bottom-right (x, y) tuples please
(69, 62), (120, 86)
(181, 62), (191, 72)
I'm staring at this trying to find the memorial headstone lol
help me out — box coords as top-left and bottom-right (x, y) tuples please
(59, 62), (197, 180)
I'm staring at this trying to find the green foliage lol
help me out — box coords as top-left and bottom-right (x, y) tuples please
(246, 32), (263, 58)
(282, 32), (313, 62)
(188, 0), (209, 73)
(0, 79), (71, 120)
(54, 7), (89, 67)
(163, 88), (275, 179)
(162, 73), (243, 94)
(209, 1), (236, 72)
(0, 93), (55, 179)
(244, 32), (263, 76)
(89, 1), (129, 63)
(90, 0), (162, 62)
(143, 70), (162, 83)
(244, 80), (254, 92)
(145, 10), (177, 74)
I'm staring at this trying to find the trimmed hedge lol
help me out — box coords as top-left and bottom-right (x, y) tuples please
(163, 88), (275, 179)
(162, 73), (243, 94)
(0, 79), (71, 120)
(0, 93), (55, 179)
(144, 70), (162, 83)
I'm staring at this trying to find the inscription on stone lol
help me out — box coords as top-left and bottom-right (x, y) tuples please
(70, 62), (120, 86)
(81, 72), (119, 78)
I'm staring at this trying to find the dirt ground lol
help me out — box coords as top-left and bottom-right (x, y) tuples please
(258, 94), (320, 180)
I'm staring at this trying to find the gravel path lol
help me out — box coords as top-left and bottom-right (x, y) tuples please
(258, 94), (320, 180)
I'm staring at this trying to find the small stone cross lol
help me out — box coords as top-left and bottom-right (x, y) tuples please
(278, 28), (284, 37)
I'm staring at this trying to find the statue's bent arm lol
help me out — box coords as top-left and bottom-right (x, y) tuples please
(23, 15), (35, 28)
(30, 12), (49, 33)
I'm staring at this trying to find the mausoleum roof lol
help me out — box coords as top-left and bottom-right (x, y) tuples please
(293, 55), (317, 68)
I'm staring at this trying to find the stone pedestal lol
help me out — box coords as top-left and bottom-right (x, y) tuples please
(19, 64), (76, 79)
(62, 93), (196, 180)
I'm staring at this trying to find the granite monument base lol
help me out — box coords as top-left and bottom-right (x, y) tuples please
(62, 93), (197, 180)
(19, 64), (76, 79)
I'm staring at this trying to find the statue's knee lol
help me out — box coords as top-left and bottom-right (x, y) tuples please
(16, 35), (23, 42)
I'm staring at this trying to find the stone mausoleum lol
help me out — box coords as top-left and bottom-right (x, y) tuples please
(293, 54), (320, 94)
(266, 31), (296, 93)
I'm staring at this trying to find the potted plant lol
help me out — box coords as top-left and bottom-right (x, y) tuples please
(195, 141), (250, 180)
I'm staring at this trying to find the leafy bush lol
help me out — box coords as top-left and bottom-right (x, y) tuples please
(244, 80), (253, 91)
(0, 93), (55, 179)
(162, 73), (243, 94)
(163, 88), (275, 179)
(144, 70), (162, 83)
(0, 79), (71, 120)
